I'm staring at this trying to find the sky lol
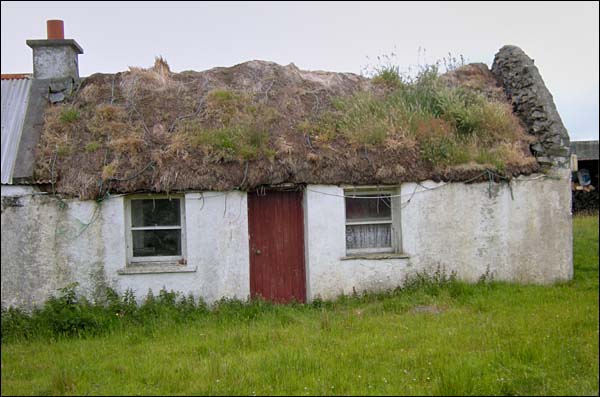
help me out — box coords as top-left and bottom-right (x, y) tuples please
(1, 1), (598, 141)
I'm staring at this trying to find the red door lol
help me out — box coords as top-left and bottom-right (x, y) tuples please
(248, 190), (306, 303)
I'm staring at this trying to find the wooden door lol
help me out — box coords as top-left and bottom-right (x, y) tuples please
(248, 190), (306, 303)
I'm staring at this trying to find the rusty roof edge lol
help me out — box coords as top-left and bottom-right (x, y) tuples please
(1, 74), (32, 80)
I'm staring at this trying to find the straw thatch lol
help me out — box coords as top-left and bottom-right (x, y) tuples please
(32, 58), (538, 199)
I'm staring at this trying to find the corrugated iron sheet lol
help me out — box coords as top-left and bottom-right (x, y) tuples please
(1, 78), (31, 184)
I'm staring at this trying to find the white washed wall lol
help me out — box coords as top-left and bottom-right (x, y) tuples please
(304, 172), (572, 300)
(1, 171), (572, 308)
(400, 172), (572, 284)
(303, 185), (410, 300)
(1, 190), (250, 308)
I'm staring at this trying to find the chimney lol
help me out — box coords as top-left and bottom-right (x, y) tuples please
(26, 20), (84, 80)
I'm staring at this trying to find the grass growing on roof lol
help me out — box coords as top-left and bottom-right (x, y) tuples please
(175, 89), (280, 161)
(1, 215), (598, 396)
(306, 65), (529, 168)
(84, 141), (101, 153)
(58, 107), (80, 123)
(32, 56), (539, 199)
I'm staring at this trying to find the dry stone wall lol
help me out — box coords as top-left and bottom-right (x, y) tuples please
(492, 45), (570, 170)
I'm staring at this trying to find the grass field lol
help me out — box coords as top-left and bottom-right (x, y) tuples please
(1, 215), (598, 396)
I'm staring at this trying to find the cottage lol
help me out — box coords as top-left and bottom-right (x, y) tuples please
(1, 21), (573, 308)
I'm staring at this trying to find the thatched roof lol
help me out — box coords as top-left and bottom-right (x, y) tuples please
(32, 57), (538, 199)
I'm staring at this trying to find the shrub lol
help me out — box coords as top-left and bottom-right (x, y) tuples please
(1, 306), (37, 342)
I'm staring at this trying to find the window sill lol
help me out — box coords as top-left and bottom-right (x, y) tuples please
(117, 263), (197, 275)
(341, 252), (410, 261)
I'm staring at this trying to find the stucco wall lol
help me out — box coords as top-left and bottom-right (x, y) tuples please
(30, 45), (80, 80)
(1, 187), (105, 307)
(2, 173), (572, 308)
(305, 173), (572, 300)
(304, 185), (411, 300)
(1, 190), (250, 308)
(401, 171), (572, 284)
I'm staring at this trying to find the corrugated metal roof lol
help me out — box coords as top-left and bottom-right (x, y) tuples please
(1, 78), (32, 184)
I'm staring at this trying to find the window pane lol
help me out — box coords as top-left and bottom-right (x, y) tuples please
(132, 229), (181, 257)
(346, 224), (391, 249)
(345, 194), (391, 222)
(131, 199), (181, 227)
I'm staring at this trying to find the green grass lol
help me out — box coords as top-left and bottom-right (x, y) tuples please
(174, 89), (280, 162)
(84, 141), (101, 153)
(1, 215), (598, 395)
(58, 107), (80, 123)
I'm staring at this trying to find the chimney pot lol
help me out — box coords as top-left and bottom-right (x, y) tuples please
(47, 20), (64, 40)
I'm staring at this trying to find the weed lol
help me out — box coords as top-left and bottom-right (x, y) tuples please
(102, 162), (117, 180)
(56, 143), (73, 157)
(169, 88), (281, 161)
(1, 285), (210, 342)
(59, 107), (80, 123)
(371, 64), (403, 90)
(184, 121), (271, 162)
(84, 141), (101, 153)
(305, 63), (524, 169)
(400, 265), (458, 296)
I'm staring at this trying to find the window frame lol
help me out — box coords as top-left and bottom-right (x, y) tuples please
(125, 194), (187, 265)
(343, 187), (402, 256)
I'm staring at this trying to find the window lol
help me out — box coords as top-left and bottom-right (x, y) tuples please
(126, 196), (186, 264)
(344, 189), (401, 255)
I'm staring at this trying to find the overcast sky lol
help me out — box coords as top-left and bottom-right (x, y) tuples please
(2, 1), (598, 141)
